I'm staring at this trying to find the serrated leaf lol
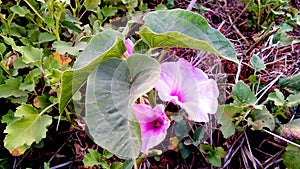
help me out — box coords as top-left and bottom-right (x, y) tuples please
(19, 68), (41, 92)
(19, 46), (43, 66)
(280, 119), (300, 141)
(0, 77), (27, 98)
(59, 30), (125, 114)
(139, 9), (237, 63)
(267, 89), (285, 106)
(248, 106), (274, 131)
(287, 93), (300, 107)
(102, 6), (118, 18)
(86, 54), (160, 158)
(279, 72), (300, 91)
(250, 54), (266, 72)
(200, 144), (226, 167)
(283, 145), (300, 169)
(217, 105), (243, 138)
(232, 81), (256, 105)
(10, 5), (30, 17)
(1, 110), (15, 124)
(4, 104), (52, 156)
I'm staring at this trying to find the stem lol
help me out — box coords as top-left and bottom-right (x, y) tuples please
(257, 0), (262, 28)
(263, 129), (300, 149)
(23, 0), (45, 22)
(39, 102), (58, 116)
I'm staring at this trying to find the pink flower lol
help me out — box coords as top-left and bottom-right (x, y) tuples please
(155, 58), (219, 122)
(133, 104), (170, 153)
(124, 39), (134, 57)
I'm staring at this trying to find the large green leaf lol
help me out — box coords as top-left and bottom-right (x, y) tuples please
(283, 145), (300, 169)
(138, 9), (237, 63)
(247, 106), (275, 131)
(85, 54), (161, 158)
(4, 104), (52, 155)
(59, 30), (125, 113)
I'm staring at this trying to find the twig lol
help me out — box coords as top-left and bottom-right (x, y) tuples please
(244, 131), (257, 169)
(187, 0), (197, 11)
(228, 15), (250, 45)
(50, 161), (73, 169)
(235, 57), (243, 84)
(263, 129), (300, 149)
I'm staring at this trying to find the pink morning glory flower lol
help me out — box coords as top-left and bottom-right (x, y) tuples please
(124, 38), (134, 57)
(133, 104), (170, 153)
(155, 58), (219, 122)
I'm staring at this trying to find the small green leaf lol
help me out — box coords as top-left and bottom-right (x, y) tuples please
(193, 126), (205, 142)
(111, 162), (123, 169)
(4, 104), (52, 155)
(19, 68), (41, 92)
(283, 145), (300, 169)
(287, 93), (300, 107)
(250, 54), (266, 73)
(139, 9), (237, 63)
(175, 120), (189, 137)
(248, 106), (275, 131)
(101, 6), (118, 18)
(1, 110), (15, 124)
(0, 77), (27, 98)
(83, 149), (109, 168)
(279, 72), (300, 91)
(10, 5), (30, 17)
(52, 41), (86, 56)
(37, 32), (56, 43)
(232, 81), (256, 105)
(179, 143), (191, 159)
(84, 0), (100, 10)
(217, 105), (243, 138)
(267, 89), (285, 106)
(0, 43), (7, 54)
(61, 20), (82, 33)
(200, 144), (226, 167)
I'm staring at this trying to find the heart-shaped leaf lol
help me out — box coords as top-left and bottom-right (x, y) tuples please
(138, 9), (237, 63)
(59, 30), (125, 113)
(85, 54), (160, 158)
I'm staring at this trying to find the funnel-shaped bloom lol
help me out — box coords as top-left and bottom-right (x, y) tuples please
(124, 39), (134, 57)
(155, 58), (219, 122)
(133, 104), (170, 153)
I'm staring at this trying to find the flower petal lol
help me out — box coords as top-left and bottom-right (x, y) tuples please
(124, 39), (134, 57)
(155, 58), (219, 122)
(133, 104), (170, 153)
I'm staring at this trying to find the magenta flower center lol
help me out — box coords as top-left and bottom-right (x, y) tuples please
(170, 89), (183, 102)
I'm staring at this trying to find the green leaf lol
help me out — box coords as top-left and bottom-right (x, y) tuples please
(52, 41), (86, 56)
(0, 77), (27, 98)
(232, 81), (256, 105)
(111, 162), (123, 169)
(61, 20), (83, 33)
(175, 120), (189, 137)
(279, 72), (300, 91)
(10, 5), (30, 17)
(85, 54), (160, 158)
(283, 145), (300, 169)
(0, 43), (6, 54)
(179, 143), (191, 159)
(37, 32), (56, 43)
(1, 110), (15, 124)
(248, 106), (275, 131)
(83, 149), (109, 168)
(267, 89), (285, 106)
(217, 105), (243, 138)
(200, 144), (226, 167)
(19, 46), (43, 66)
(19, 68), (41, 92)
(59, 30), (125, 114)
(4, 104), (52, 155)
(84, 0), (100, 10)
(101, 6), (118, 18)
(287, 93), (300, 107)
(139, 9), (237, 63)
(250, 54), (266, 72)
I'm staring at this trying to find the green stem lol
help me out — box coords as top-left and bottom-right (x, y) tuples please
(39, 102), (58, 116)
(257, 0), (262, 28)
(23, 0), (45, 22)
